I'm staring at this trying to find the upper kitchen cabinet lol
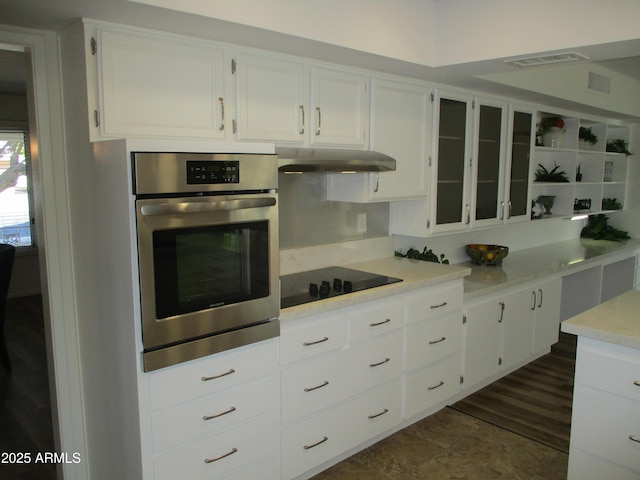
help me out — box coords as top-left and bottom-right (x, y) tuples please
(86, 24), (230, 141)
(327, 76), (431, 202)
(234, 52), (368, 148)
(234, 52), (306, 143)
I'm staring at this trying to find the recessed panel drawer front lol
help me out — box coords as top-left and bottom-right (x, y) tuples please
(405, 281), (463, 324)
(568, 449), (640, 480)
(153, 414), (276, 480)
(404, 355), (461, 419)
(349, 299), (403, 343)
(576, 341), (640, 402)
(280, 313), (348, 365)
(151, 377), (276, 453)
(350, 379), (403, 444)
(405, 312), (462, 372)
(571, 385), (640, 473)
(149, 341), (276, 412)
(281, 349), (352, 424)
(351, 330), (403, 392)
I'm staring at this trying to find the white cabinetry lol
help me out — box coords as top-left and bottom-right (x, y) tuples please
(327, 76), (431, 202)
(568, 338), (640, 479)
(147, 340), (279, 480)
(88, 25), (229, 141)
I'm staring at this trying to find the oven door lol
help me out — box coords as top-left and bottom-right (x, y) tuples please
(136, 192), (279, 369)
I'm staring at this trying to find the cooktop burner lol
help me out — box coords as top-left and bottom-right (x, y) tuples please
(280, 266), (402, 309)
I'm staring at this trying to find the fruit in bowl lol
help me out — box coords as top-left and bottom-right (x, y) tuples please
(465, 244), (509, 266)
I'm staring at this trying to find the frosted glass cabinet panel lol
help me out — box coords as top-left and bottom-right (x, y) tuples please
(506, 106), (535, 222)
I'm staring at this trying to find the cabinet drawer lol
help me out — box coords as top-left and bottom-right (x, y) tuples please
(221, 456), (278, 480)
(281, 381), (401, 480)
(568, 449), (640, 480)
(280, 312), (348, 365)
(405, 312), (462, 372)
(570, 385), (640, 473)
(349, 298), (403, 343)
(405, 355), (461, 419)
(575, 340), (640, 402)
(149, 341), (276, 412)
(351, 330), (403, 392)
(153, 414), (276, 480)
(406, 281), (463, 324)
(151, 377), (276, 453)
(281, 349), (352, 424)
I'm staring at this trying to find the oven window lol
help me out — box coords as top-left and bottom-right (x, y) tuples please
(152, 221), (270, 319)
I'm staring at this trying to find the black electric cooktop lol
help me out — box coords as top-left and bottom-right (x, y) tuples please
(280, 266), (402, 309)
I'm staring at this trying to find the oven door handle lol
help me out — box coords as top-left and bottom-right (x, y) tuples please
(140, 197), (276, 216)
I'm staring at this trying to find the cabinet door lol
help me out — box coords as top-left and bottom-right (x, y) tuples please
(532, 277), (562, 353)
(234, 52), (306, 143)
(309, 66), (368, 147)
(368, 77), (430, 200)
(432, 90), (473, 232)
(98, 29), (227, 139)
(505, 105), (535, 223)
(501, 287), (535, 370)
(471, 98), (507, 228)
(463, 299), (501, 389)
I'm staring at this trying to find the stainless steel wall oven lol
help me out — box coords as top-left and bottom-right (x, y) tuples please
(133, 152), (279, 371)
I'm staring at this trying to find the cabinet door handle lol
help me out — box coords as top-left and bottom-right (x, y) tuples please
(629, 434), (640, 444)
(500, 201), (505, 221)
(499, 301), (505, 323)
(304, 380), (329, 392)
(428, 336), (446, 345)
(368, 408), (389, 420)
(315, 107), (321, 135)
(201, 368), (235, 382)
(427, 380), (445, 391)
(465, 204), (471, 225)
(538, 288), (543, 308)
(531, 291), (536, 311)
(430, 301), (448, 309)
(507, 201), (512, 219)
(370, 318), (391, 327)
(299, 105), (305, 134)
(218, 97), (225, 131)
(204, 447), (238, 464)
(374, 172), (380, 193)
(303, 336), (329, 347)
(634, 380), (640, 387)
(369, 358), (390, 368)
(303, 436), (328, 450)
(203, 406), (237, 421)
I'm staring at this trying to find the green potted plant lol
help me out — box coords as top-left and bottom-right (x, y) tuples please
(538, 117), (565, 148)
(535, 162), (570, 182)
(579, 126), (598, 148)
(606, 139), (633, 156)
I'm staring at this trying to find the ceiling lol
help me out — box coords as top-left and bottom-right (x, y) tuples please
(1, 0), (639, 120)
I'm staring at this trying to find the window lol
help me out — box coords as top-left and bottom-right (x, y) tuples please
(0, 130), (34, 247)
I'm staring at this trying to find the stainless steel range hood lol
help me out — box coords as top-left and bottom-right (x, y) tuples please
(276, 147), (396, 173)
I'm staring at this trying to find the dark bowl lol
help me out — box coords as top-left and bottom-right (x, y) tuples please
(465, 244), (509, 266)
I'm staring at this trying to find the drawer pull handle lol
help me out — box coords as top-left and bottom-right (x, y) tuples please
(203, 406), (237, 421)
(370, 318), (391, 327)
(369, 358), (390, 368)
(634, 380), (640, 387)
(204, 447), (237, 464)
(428, 336), (446, 345)
(368, 408), (389, 420)
(201, 368), (235, 382)
(427, 380), (445, 391)
(304, 436), (328, 450)
(430, 301), (447, 309)
(630, 435), (640, 444)
(303, 337), (329, 347)
(304, 380), (329, 392)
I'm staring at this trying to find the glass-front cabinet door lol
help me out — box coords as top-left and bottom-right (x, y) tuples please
(505, 104), (535, 223)
(432, 90), (473, 232)
(472, 98), (507, 227)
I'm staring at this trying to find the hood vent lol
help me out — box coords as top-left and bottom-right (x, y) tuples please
(504, 51), (589, 67)
(276, 147), (396, 173)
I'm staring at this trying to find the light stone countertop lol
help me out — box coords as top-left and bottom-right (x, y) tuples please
(462, 238), (640, 300)
(279, 256), (471, 323)
(561, 290), (640, 350)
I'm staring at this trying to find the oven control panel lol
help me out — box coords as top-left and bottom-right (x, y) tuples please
(186, 161), (239, 184)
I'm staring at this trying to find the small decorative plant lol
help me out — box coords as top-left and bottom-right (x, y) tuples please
(606, 139), (633, 156)
(579, 126), (598, 145)
(580, 214), (630, 242)
(395, 246), (449, 264)
(538, 116), (565, 135)
(535, 162), (570, 182)
(602, 198), (623, 210)
(575, 163), (582, 182)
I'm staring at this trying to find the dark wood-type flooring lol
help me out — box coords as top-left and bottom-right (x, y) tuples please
(1, 295), (57, 480)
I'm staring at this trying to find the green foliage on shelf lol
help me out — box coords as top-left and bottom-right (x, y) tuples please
(395, 247), (449, 264)
(535, 162), (570, 182)
(602, 198), (623, 211)
(606, 139), (633, 156)
(580, 214), (630, 242)
(579, 126), (598, 145)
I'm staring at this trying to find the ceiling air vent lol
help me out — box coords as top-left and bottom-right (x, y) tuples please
(588, 71), (611, 94)
(504, 51), (589, 67)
